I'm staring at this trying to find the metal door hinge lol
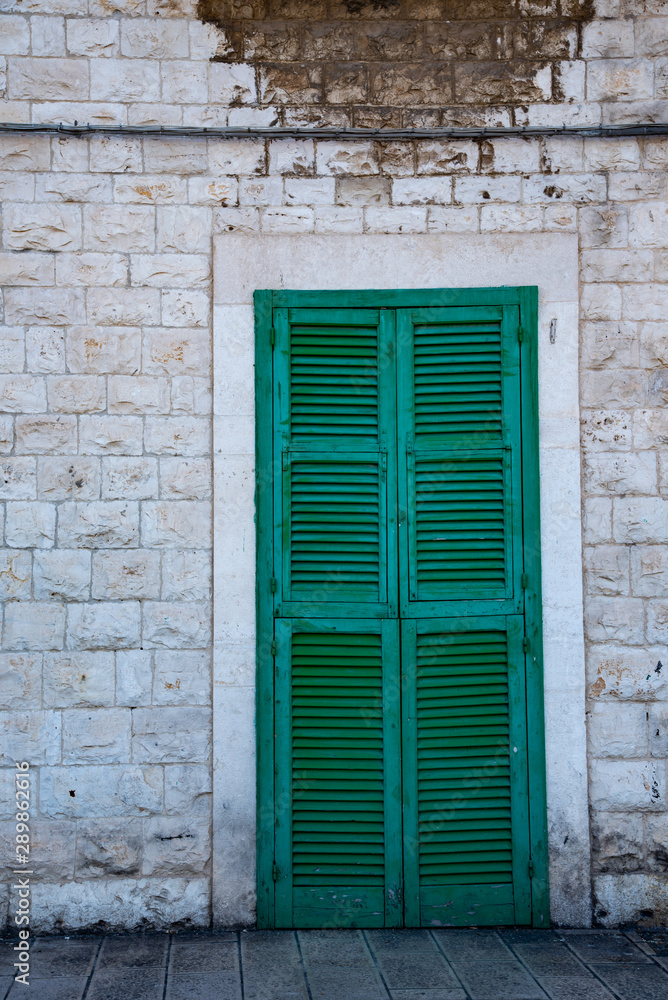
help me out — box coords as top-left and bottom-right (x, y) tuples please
(521, 573), (528, 589)
(523, 637), (529, 653)
(529, 859), (534, 879)
(518, 326), (525, 343)
(270, 577), (277, 593)
(272, 862), (279, 881)
(271, 328), (275, 347)
(271, 640), (277, 657)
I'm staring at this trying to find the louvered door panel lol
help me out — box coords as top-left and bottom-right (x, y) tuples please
(402, 617), (531, 927)
(274, 307), (396, 619)
(398, 306), (523, 618)
(274, 619), (402, 929)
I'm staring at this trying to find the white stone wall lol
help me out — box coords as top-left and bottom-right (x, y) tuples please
(1, 0), (668, 931)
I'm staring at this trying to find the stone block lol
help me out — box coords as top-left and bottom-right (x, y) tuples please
(415, 140), (478, 175)
(0, 458), (37, 502)
(156, 206), (212, 253)
(588, 701), (648, 758)
(4, 601), (66, 651)
(30, 16), (66, 56)
(0, 415), (12, 455)
(188, 176), (239, 207)
(631, 545), (668, 597)
(35, 171), (112, 204)
(613, 497), (668, 543)
(0, 16), (30, 55)
(0, 652), (41, 710)
(92, 550), (161, 600)
(649, 704), (668, 757)
(593, 872), (668, 928)
(62, 708), (131, 764)
(624, 284), (668, 322)
(584, 595), (645, 644)
(171, 376), (212, 416)
(455, 175), (520, 204)
(0, 375), (46, 414)
(9, 55), (88, 100)
(120, 17), (188, 58)
(3, 203), (81, 252)
(144, 416), (211, 456)
(456, 61), (551, 103)
(581, 370), (646, 408)
(584, 451), (657, 496)
(26, 327), (65, 374)
(5, 501), (55, 547)
(101, 457), (158, 501)
(33, 549), (91, 601)
(284, 177), (335, 205)
(0, 135), (50, 171)
(588, 644), (667, 701)
(67, 17), (119, 57)
(84, 205), (155, 253)
(161, 290), (211, 328)
(0, 548), (30, 602)
(581, 410), (632, 452)
(162, 61), (208, 104)
(590, 812), (644, 874)
(209, 61), (256, 105)
(90, 58), (160, 102)
(316, 141), (379, 176)
(158, 458), (211, 501)
(15, 415), (77, 454)
(609, 172), (667, 201)
(645, 815), (668, 876)
(57, 254), (128, 288)
(581, 249), (654, 283)
(57, 500), (139, 548)
(116, 649), (153, 707)
(88, 287), (161, 327)
(75, 819), (142, 876)
(580, 205), (629, 249)
(0, 710), (61, 766)
(269, 139), (314, 175)
(7, 285), (81, 331)
(479, 205), (543, 232)
(132, 706), (211, 764)
(584, 544), (629, 596)
(142, 600), (212, 650)
(314, 206), (364, 233)
(66, 328), (139, 376)
(590, 759), (665, 812)
(238, 176), (283, 206)
(647, 601), (668, 643)
(153, 650), (211, 706)
(24, 821), (76, 880)
(587, 58), (654, 101)
(527, 173), (609, 206)
(38, 457), (101, 502)
(39, 764), (163, 819)
(213, 206), (261, 234)
(142, 136), (208, 174)
(260, 207), (315, 233)
(0, 329), (24, 376)
(581, 284), (623, 321)
(164, 764), (211, 816)
(142, 816), (211, 876)
(79, 415), (143, 456)
(113, 174), (187, 206)
(634, 409), (668, 451)
(47, 375), (106, 414)
(161, 549), (211, 601)
(582, 19), (634, 58)
(66, 601), (141, 650)
(89, 135), (142, 173)
(31, 876), (209, 933)
(0, 252), (54, 288)
(208, 139), (265, 177)
(364, 207), (427, 234)
(629, 202), (668, 248)
(43, 651), (115, 708)
(108, 376), (170, 414)
(427, 206), (479, 232)
(0, 169), (35, 200)
(131, 254), (209, 288)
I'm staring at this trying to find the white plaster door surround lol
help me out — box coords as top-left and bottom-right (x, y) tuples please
(212, 233), (591, 928)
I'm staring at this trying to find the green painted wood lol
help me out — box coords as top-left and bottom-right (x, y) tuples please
(273, 618), (402, 928)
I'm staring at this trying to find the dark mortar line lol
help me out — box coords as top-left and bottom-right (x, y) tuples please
(237, 931), (245, 1000)
(426, 928), (469, 996)
(360, 929), (393, 1000)
(80, 934), (104, 1000)
(161, 932), (172, 1000)
(293, 930), (314, 1000)
(558, 932), (628, 1000)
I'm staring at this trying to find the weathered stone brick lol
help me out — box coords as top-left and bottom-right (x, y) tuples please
(79, 415), (143, 456)
(284, 177), (336, 206)
(631, 546), (668, 597)
(3, 203), (81, 251)
(649, 705), (668, 758)
(84, 205), (155, 253)
(455, 175), (520, 204)
(37, 457), (100, 502)
(161, 62), (208, 105)
(62, 708), (131, 764)
(131, 255), (209, 290)
(131, 707), (211, 763)
(47, 375), (106, 414)
(427, 206), (479, 232)
(153, 650), (211, 706)
(0, 415), (13, 455)
(75, 819), (142, 876)
(67, 18), (119, 57)
(581, 249), (654, 283)
(116, 649), (153, 707)
(100, 457), (157, 502)
(336, 176), (390, 207)
(26, 327), (65, 374)
(209, 62), (256, 104)
(0, 16), (30, 55)
(92, 550), (160, 600)
(3, 603), (65, 652)
(581, 410), (632, 452)
(587, 58), (654, 101)
(66, 328), (139, 377)
(156, 205), (212, 254)
(144, 416), (211, 457)
(0, 549), (31, 600)
(120, 18), (188, 59)
(43, 651), (115, 708)
(88, 287), (161, 327)
(0, 653), (42, 710)
(580, 204), (629, 248)
(158, 458), (211, 501)
(588, 702), (648, 758)
(0, 135), (50, 171)
(0, 328), (24, 374)
(581, 284), (623, 321)
(456, 61), (551, 104)
(316, 141), (379, 177)
(164, 764), (211, 816)
(614, 497), (668, 543)
(90, 58), (160, 102)
(260, 206), (315, 233)
(188, 176), (239, 207)
(161, 290), (210, 328)
(314, 205), (364, 233)
(0, 710), (61, 766)
(581, 323), (639, 370)
(39, 764), (163, 819)
(590, 759), (665, 812)
(89, 136), (142, 174)
(5, 500), (55, 548)
(588, 644), (667, 701)
(34, 549), (91, 601)
(0, 169), (35, 200)
(142, 816), (211, 875)
(30, 15), (66, 56)
(0, 252), (54, 287)
(480, 204), (543, 231)
(623, 284), (668, 322)
(56, 254), (128, 288)
(584, 451), (657, 495)
(66, 601), (141, 650)
(35, 171), (112, 204)
(590, 811), (644, 875)
(142, 601), (211, 649)
(170, 376), (212, 416)
(8, 56), (88, 101)
(647, 600), (668, 643)
(0, 458), (37, 500)
(584, 595), (645, 644)
(628, 201), (668, 247)
(58, 500), (139, 549)
(5, 288), (86, 326)
(390, 176), (451, 205)
(161, 550), (211, 601)
(609, 172), (666, 201)
(108, 376), (170, 415)
(15, 414), (77, 454)
(584, 544), (630, 595)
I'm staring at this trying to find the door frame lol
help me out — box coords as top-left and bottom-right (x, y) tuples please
(255, 286), (548, 929)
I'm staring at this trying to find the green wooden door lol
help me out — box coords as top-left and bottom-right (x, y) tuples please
(255, 289), (548, 930)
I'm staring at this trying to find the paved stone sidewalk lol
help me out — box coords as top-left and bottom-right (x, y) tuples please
(1, 927), (667, 1000)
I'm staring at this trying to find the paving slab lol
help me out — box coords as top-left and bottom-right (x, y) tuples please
(169, 933), (238, 973)
(96, 933), (169, 970)
(449, 960), (548, 1000)
(537, 976), (616, 1000)
(562, 931), (651, 964)
(85, 968), (165, 1000)
(0, 978), (12, 1000)
(240, 930), (309, 1000)
(366, 930), (462, 991)
(590, 962), (668, 1000)
(389, 991), (467, 1000)
(6, 976), (87, 1000)
(504, 938), (590, 977)
(166, 971), (242, 1000)
(24, 938), (98, 979)
(431, 930), (512, 963)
